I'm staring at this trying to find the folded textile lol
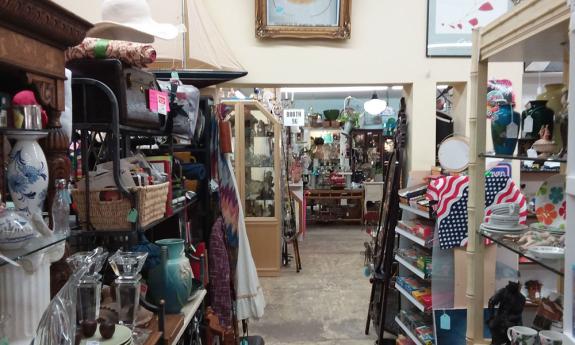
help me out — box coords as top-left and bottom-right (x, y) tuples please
(65, 38), (156, 68)
(426, 174), (526, 249)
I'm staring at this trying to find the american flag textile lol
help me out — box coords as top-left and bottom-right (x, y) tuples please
(426, 175), (526, 249)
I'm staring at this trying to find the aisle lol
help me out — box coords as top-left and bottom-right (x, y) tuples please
(249, 225), (378, 345)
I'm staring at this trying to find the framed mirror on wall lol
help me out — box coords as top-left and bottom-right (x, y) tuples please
(426, 0), (512, 57)
(255, 0), (352, 39)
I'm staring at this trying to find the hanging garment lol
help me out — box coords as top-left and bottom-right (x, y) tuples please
(208, 216), (233, 327)
(221, 153), (266, 320)
(426, 174), (527, 249)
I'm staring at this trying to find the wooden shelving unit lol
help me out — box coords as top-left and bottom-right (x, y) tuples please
(466, 1), (571, 343)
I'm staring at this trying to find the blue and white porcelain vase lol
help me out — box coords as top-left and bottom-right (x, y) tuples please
(6, 131), (49, 217)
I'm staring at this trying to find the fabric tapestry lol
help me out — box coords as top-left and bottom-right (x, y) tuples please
(426, 174), (527, 249)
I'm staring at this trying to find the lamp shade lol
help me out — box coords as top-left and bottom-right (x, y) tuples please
(364, 98), (388, 115)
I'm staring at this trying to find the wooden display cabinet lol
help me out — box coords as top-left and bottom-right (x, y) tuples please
(350, 129), (393, 181)
(223, 100), (282, 277)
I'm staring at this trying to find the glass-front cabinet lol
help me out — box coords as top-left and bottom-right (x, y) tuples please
(223, 100), (281, 276)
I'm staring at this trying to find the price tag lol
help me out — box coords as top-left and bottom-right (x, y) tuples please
(523, 115), (533, 133)
(440, 312), (451, 330)
(148, 89), (170, 115)
(506, 122), (518, 138)
(127, 208), (138, 223)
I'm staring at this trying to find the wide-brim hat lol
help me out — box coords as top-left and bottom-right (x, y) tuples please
(87, 0), (180, 43)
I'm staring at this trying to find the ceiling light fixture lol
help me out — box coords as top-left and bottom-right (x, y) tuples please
(363, 92), (388, 115)
(280, 86), (389, 94)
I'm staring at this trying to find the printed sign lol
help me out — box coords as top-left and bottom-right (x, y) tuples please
(283, 109), (305, 127)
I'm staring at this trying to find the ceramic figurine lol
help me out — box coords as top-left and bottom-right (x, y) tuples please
(486, 281), (526, 345)
(524, 280), (542, 301)
(532, 125), (557, 158)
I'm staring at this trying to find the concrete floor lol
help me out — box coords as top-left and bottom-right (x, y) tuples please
(249, 225), (380, 345)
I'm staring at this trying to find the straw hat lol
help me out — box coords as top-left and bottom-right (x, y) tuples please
(87, 0), (180, 43)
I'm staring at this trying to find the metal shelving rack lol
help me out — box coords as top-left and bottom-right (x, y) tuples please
(394, 203), (435, 342)
(466, 1), (571, 343)
(69, 78), (210, 248)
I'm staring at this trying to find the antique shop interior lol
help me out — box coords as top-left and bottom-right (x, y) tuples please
(1, 1), (574, 345)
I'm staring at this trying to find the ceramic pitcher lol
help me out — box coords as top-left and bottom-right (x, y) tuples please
(148, 239), (194, 314)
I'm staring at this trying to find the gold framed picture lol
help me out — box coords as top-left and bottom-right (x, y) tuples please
(255, 0), (352, 39)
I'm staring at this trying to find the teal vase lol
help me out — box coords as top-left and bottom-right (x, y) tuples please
(148, 239), (194, 313)
(491, 102), (520, 155)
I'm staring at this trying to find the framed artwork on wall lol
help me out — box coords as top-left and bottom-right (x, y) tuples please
(426, 0), (511, 57)
(255, 0), (352, 39)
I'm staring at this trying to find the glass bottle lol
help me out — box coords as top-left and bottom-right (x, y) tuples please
(52, 178), (70, 236)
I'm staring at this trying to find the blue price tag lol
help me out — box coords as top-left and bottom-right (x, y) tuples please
(440, 312), (451, 330)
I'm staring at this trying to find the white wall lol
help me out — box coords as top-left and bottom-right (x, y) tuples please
(55, 0), (524, 171)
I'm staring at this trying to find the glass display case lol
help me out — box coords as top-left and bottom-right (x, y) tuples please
(222, 100), (281, 276)
(350, 129), (394, 182)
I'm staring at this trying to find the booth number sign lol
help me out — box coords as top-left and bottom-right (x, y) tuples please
(283, 109), (305, 127)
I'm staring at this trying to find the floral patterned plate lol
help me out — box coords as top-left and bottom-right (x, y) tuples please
(534, 174), (566, 232)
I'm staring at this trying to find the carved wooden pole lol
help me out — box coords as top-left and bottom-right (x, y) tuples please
(466, 29), (488, 345)
(29, 74), (70, 216)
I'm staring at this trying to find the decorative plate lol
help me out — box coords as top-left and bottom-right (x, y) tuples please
(437, 136), (470, 172)
(527, 246), (564, 260)
(80, 324), (132, 345)
(480, 223), (528, 234)
(534, 174), (566, 232)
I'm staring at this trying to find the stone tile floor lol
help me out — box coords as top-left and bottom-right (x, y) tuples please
(249, 225), (384, 345)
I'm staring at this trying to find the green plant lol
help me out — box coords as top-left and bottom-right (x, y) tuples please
(338, 111), (361, 128)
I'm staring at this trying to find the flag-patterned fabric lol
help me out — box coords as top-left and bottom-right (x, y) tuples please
(426, 175), (526, 249)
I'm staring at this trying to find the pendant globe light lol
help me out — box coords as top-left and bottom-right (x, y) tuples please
(363, 92), (388, 115)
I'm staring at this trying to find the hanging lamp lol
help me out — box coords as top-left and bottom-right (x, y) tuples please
(363, 92), (388, 115)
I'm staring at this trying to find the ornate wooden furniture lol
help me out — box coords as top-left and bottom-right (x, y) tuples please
(0, 0), (92, 207)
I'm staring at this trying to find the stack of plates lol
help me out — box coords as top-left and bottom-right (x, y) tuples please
(527, 246), (565, 260)
(80, 325), (133, 345)
(482, 202), (527, 234)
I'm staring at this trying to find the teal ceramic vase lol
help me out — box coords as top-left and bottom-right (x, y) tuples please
(148, 239), (194, 314)
(491, 102), (520, 155)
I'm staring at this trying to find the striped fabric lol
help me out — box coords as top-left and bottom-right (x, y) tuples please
(426, 175), (526, 249)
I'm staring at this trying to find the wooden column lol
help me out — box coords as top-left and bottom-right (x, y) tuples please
(466, 29), (489, 345)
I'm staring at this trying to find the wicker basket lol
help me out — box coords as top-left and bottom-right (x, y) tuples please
(72, 182), (169, 231)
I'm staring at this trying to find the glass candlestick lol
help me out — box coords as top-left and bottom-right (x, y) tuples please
(108, 251), (148, 330)
(66, 248), (107, 325)
(115, 276), (141, 329)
